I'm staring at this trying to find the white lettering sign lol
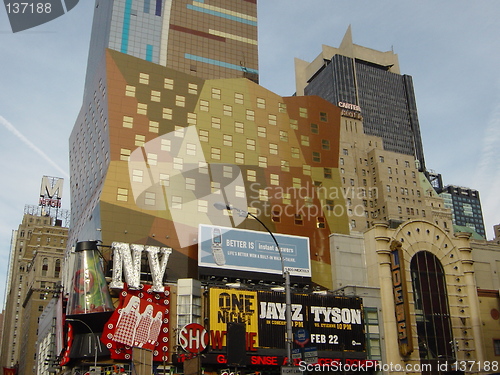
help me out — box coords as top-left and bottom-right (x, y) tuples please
(109, 242), (172, 292)
(40, 176), (64, 199)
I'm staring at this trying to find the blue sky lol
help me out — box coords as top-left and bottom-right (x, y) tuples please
(1, 1), (500, 304)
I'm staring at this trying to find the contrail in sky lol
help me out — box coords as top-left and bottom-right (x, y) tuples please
(0, 115), (69, 179)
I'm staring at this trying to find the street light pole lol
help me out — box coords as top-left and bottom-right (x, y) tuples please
(214, 203), (293, 366)
(66, 318), (98, 369)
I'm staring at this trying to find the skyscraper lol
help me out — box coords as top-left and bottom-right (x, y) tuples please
(295, 27), (426, 172)
(0, 209), (68, 374)
(440, 185), (486, 239)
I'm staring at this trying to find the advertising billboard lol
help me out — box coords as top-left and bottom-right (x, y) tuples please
(206, 288), (365, 354)
(198, 225), (311, 277)
(258, 291), (365, 352)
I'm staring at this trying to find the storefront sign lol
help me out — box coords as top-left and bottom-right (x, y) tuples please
(390, 240), (413, 356)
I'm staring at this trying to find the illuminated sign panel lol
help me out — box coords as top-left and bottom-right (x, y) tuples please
(390, 240), (413, 356)
(198, 225), (311, 277)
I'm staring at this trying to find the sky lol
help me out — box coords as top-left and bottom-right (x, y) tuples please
(1, 1), (500, 304)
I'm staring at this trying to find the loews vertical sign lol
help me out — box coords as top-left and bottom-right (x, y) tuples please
(390, 240), (413, 356)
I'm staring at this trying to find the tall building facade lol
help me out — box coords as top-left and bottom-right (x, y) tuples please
(439, 185), (486, 239)
(295, 27), (426, 172)
(0, 209), (68, 374)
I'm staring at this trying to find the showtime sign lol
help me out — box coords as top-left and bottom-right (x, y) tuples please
(179, 323), (209, 353)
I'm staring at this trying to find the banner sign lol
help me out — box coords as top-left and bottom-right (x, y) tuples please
(101, 284), (170, 362)
(198, 225), (311, 277)
(257, 291), (365, 352)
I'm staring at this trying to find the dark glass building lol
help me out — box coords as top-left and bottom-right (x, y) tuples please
(439, 185), (486, 239)
(296, 27), (426, 171)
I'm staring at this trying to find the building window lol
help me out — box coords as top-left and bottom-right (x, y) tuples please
(139, 73), (149, 84)
(199, 130), (209, 142)
(291, 147), (300, 159)
(161, 139), (171, 151)
(176, 95), (185, 107)
(54, 259), (61, 278)
(299, 107), (308, 118)
(411, 251), (454, 360)
(322, 139), (330, 150)
(151, 90), (161, 102)
(149, 121), (159, 133)
(270, 174), (279, 186)
(247, 138), (256, 151)
(187, 112), (197, 125)
(312, 152), (321, 163)
(323, 168), (332, 179)
(301, 135), (310, 146)
(223, 104), (233, 116)
(269, 143), (278, 155)
(281, 160), (290, 172)
(125, 85), (136, 97)
(235, 152), (244, 164)
(211, 148), (221, 160)
(223, 134), (233, 147)
(235, 92), (244, 104)
(162, 107), (172, 120)
(144, 192), (156, 206)
(188, 83), (198, 95)
(117, 188), (128, 201)
(320, 112), (328, 122)
(290, 119), (298, 130)
(257, 127), (267, 138)
(303, 165), (311, 176)
(171, 196), (182, 209)
(268, 114), (277, 126)
(311, 123), (319, 134)
(257, 97), (266, 109)
(135, 134), (145, 147)
(200, 100), (209, 112)
(294, 214), (304, 225)
(280, 130), (288, 142)
(137, 103), (148, 115)
(164, 78), (174, 90)
(247, 170), (257, 182)
(211, 88), (221, 99)
(42, 258), (48, 276)
(494, 340), (500, 356)
(246, 109), (255, 121)
(258, 156), (267, 168)
(343, 148), (348, 155)
(211, 117), (221, 129)
(235, 121), (244, 133)
(123, 116), (133, 128)
(278, 102), (287, 113)
(132, 169), (143, 182)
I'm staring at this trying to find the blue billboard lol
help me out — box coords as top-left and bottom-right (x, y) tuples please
(198, 225), (311, 277)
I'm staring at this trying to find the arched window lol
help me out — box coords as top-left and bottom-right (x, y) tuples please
(54, 259), (61, 278)
(411, 251), (454, 363)
(42, 258), (48, 276)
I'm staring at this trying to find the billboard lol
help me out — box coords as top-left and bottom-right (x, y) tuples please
(198, 225), (311, 277)
(206, 288), (365, 353)
(258, 291), (365, 352)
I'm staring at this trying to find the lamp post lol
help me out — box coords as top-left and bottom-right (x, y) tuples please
(66, 318), (99, 370)
(213, 203), (293, 366)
